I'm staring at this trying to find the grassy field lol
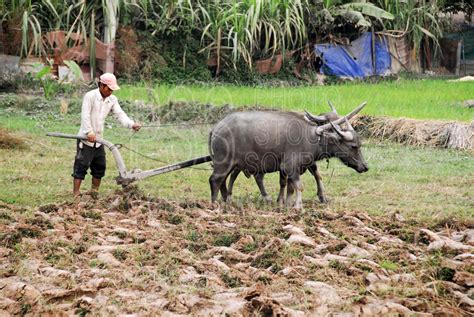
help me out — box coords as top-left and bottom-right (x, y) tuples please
(117, 79), (474, 122)
(1, 79), (473, 220)
(1, 111), (472, 221)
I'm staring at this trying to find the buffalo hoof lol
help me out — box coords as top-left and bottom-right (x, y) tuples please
(277, 195), (286, 206)
(318, 195), (328, 204)
(293, 202), (303, 210)
(210, 202), (221, 211)
(263, 195), (273, 203)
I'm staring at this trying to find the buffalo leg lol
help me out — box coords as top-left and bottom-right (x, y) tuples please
(209, 174), (223, 202)
(254, 173), (272, 202)
(292, 177), (304, 209)
(286, 179), (295, 207)
(226, 168), (241, 202)
(209, 166), (233, 203)
(220, 170), (235, 202)
(287, 175), (304, 209)
(277, 172), (287, 206)
(308, 164), (327, 203)
(220, 181), (229, 202)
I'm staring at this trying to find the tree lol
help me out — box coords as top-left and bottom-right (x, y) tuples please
(442, 0), (473, 20)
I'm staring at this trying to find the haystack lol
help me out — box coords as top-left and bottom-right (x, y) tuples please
(352, 116), (473, 152)
(0, 127), (28, 150)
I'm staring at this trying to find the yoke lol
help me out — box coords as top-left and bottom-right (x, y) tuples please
(47, 132), (211, 186)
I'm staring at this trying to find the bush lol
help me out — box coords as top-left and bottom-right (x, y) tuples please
(0, 94), (17, 109)
(116, 29), (212, 83)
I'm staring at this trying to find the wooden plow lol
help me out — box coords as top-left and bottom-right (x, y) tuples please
(47, 132), (211, 186)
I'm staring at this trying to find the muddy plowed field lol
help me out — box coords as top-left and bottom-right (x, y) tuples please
(1, 187), (473, 316)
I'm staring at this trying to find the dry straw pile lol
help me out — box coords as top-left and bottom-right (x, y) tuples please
(353, 115), (473, 152)
(0, 127), (27, 150)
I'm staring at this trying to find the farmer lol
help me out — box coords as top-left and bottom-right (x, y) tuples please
(72, 73), (141, 197)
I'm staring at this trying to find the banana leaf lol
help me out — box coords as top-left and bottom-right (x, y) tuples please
(340, 3), (394, 20)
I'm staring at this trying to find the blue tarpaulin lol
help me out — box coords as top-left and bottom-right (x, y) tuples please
(314, 32), (391, 79)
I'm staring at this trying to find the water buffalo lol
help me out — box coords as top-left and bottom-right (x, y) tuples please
(208, 102), (368, 209)
(224, 105), (342, 204)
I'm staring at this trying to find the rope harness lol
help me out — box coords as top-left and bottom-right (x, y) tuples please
(116, 124), (213, 171)
(117, 123), (335, 176)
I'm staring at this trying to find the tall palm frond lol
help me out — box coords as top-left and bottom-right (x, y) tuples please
(374, 0), (448, 60)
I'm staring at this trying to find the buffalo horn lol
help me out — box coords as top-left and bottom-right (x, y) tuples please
(327, 100), (338, 114)
(316, 101), (367, 135)
(330, 121), (354, 141)
(345, 117), (355, 131)
(304, 110), (328, 124)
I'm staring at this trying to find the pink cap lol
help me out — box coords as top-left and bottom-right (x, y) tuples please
(99, 73), (120, 91)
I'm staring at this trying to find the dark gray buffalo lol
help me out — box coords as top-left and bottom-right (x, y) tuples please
(208, 102), (368, 209)
(225, 105), (341, 204)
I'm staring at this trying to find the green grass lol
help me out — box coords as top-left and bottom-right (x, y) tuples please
(116, 79), (474, 122)
(0, 112), (472, 221)
(1, 80), (473, 220)
(380, 260), (398, 271)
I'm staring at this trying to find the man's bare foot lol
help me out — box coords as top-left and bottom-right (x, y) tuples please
(73, 192), (82, 204)
(89, 190), (98, 200)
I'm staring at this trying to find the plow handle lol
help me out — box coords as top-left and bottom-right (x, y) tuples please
(47, 132), (91, 142)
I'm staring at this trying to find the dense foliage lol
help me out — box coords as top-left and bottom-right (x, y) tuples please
(0, 0), (470, 83)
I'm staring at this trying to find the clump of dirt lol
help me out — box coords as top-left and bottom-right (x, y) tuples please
(1, 190), (473, 315)
(0, 127), (28, 150)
